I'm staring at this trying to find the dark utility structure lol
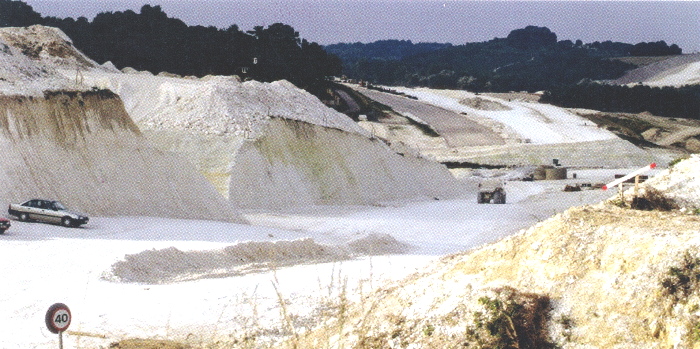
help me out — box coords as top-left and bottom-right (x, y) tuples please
(477, 187), (506, 204)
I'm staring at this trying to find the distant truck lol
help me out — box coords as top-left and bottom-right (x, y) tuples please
(477, 187), (507, 204)
(0, 217), (9, 234)
(8, 199), (89, 227)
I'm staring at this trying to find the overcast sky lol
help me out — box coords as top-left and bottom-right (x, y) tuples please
(21, 1), (700, 52)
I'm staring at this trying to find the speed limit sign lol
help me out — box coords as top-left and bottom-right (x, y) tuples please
(45, 303), (71, 334)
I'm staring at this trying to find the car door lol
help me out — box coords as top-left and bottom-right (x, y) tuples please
(32, 200), (49, 223)
(43, 201), (62, 224)
(25, 200), (43, 221)
(32, 200), (55, 224)
(47, 202), (65, 224)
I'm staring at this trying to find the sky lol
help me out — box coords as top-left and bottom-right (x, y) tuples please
(21, 1), (700, 52)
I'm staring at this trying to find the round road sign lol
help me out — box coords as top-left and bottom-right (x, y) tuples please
(45, 303), (71, 334)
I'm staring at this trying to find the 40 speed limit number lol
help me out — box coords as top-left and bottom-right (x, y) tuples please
(45, 303), (71, 334)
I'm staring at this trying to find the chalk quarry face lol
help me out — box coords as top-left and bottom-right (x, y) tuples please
(0, 26), (243, 221)
(0, 24), (464, 216)
(72, 34), (466, 208)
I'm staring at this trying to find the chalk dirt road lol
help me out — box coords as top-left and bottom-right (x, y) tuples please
(355, 87), (506, 147)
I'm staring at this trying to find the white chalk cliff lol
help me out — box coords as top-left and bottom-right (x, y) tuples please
(72, 35), (465, 208)
(1, 25), (464, 215)
(0, 25), (243, 221)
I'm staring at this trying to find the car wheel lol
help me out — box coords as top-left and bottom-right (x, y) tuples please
(61, 217), (73, 227)
(493, 191), (506, 204)
(19, 213), (29, 222)
(0, 229), (5, 234)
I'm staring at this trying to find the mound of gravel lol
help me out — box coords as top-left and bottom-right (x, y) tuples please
(105, 234), (415, 284)
(639, 154), (700, 209)
(346, 233), (415, 255)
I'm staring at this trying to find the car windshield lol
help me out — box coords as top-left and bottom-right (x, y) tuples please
(52, 202), (66, 211)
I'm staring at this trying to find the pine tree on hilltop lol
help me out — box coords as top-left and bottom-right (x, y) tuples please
(0, 0), (42, 27)
(506, 26), (557, 50)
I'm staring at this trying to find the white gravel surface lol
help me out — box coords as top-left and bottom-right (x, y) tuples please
(0, 171), (624, 348)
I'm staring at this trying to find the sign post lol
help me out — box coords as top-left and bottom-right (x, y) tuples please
(45, 303), (71, 349)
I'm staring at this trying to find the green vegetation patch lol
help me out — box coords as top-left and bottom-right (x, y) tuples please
(465, 287), (555, 349)
(542, 83), (700, 121)
(328, 26), (646, 93)
(607, 116), (657, 134)
(630, 187), (678, 211)
(669, 156), (690, 167)
(661, 252), (700, 303)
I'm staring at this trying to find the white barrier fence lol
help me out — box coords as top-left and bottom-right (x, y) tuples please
(602, 163), (657, 191)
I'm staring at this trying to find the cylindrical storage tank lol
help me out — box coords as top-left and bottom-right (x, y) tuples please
(545, 167), (567, 180)
(533, 166), (549, 180)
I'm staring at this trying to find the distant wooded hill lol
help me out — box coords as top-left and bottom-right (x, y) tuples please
(0, 0), (342, 87)
(325, 40), (452, 66)
(541, 83), (700, 120)
(325, 26), (683, 93)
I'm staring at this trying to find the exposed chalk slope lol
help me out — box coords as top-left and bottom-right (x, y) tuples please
(611, 53), (700, 87)
(0, 26), (243, 221)
(373, 86), (674, 168)
(76, 54), (465, 207)
(2, 25), (465, 211)
(625, 154), (700, 209)
(391, 86), (619, 144)
(83, 73), (365, 137)
(0, 25), (117, 96)
(230, 118), (463, 208)
(0, 91), (243, 221)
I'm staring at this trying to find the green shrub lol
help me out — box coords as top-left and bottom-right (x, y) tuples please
(464, 287), (555, 349)
(423, 323), (435, 337)
(631, 187), (678, 211)
(661, 252), (700, 303)
(669, 156), (689, 168)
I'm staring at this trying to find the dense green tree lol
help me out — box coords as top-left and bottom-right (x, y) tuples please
(630, 41), (682, 56)
(0, 0), (41, 27)
(506, 26), (557, 50)
(327, 26), (682, 93)
(324, 40), (451, 66)
(1, 1), (340, 87)
(541, 82), (700, 120)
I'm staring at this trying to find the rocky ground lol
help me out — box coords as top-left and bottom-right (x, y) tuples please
(280, 156), (700, 349)
(571, 109), (700, 154)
